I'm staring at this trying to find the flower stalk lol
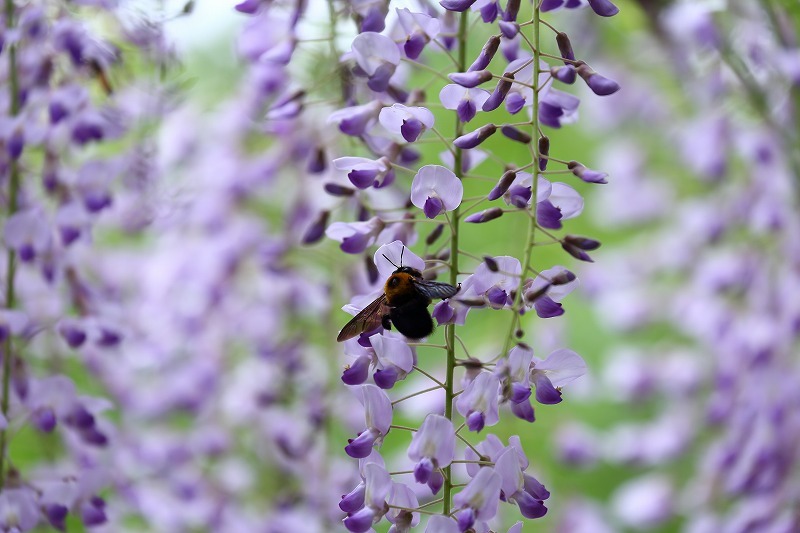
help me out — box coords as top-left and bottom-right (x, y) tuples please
(443, 11), (470, 516)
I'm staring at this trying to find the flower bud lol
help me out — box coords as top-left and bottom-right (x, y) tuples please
(449, 69), (493, 88)
(488, 169), (517, 200)
(576, 63), (620, 96)
(538, 136), (550, 171)
(504, 0), (521, 21)
(501, 125), (531, 144)
(465, 207), (504, 223)
(426, 223), (445, 245)
(499, 21), (519, 39)
(453, 124), (497, 149)
(588, 0), (619, 17)
(468, 36), (501, 72)
(440, 0), (479, 13)
(556, 32), (575, 63)
(482, 73), (514, 111)
(568, 160), (608, 183)
(324, 183), (356, 196)
(552, 65), (577, 84)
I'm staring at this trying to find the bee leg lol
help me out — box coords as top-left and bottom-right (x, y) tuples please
(381, 314), (392, 330)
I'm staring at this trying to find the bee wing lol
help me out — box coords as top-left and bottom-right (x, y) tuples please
(337, 294), (389, 342)
(413, 279), (460, 300)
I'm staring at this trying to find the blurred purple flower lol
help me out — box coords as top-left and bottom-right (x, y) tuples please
(351, 32), (401, 92)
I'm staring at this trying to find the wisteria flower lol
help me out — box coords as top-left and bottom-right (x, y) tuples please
(539, 87), (580, 128)
(351, 32), (401, 92)
(326, 217), (386, 254)
(537, 182), (584, 229)
(530, 349), (587, 404)
(4, 209), (51, 262)
(439, 84), (490, 123)
(411, 165), (463, 219)
(333, 156), (394, 189)
(343, 462), (393, 532)
(525, 265), (579, 318)
(455, 371), (500, 431)
(345, 384), (393, 458)
(408, 414), (456, 485)
(502, 172), (552, 208)
(379, 104), (435, 143)
(452, 467), (502, 531)
(386, 482), (420, 531)
(370, 332), (414, 389)
(394, 8), (440, 60)
(495, 448), (549, 518)
(328, 101), (383, 136)
(461, 256), (522, 309)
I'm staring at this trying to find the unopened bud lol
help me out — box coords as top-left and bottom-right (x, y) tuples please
(449, 69), (493, 88)
(468, 36), (501, 72)
(454, 124), (498, 149)
(556, 32), (575, 63)
(324, 183), (355, 196)
(464, 207), (504, 223)
(482, 73), (514, 112)
(301, 211), (329, 245)
(538, 136), (550, 171)
(426, 224), (445, 246)
(488, 169), (517, 201)
(501, 125), (532, 144)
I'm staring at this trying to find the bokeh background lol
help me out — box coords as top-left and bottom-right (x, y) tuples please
(1, 0), (799, 531)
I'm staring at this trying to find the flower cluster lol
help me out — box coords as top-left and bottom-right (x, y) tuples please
(546, 2), (800, 531)
(0, 1), (361, 531)
(313, 0), (621, 529)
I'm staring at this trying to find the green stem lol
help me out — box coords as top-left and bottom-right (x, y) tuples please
(0, 0), (20, 490)
(500, 1), (541, 358)
(443, 9), (469, 517)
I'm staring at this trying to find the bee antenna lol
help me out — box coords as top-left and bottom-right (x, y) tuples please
(400, 246), (405, 266)
(382, 254), (399, 269)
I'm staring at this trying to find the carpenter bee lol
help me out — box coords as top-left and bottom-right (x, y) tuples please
(337, 249), (459, 342)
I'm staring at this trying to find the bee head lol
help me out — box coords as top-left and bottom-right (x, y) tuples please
(393, 266), (423, 278)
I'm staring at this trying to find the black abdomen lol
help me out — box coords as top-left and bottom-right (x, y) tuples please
(390, 301), (435, 339)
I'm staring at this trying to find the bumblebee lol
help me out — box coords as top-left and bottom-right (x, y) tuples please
(337, 258), (459, 342)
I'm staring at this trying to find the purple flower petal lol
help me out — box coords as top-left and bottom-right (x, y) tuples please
(401, 118), (423, 142)
(536, 200), (562, 229)
(342, 355), (371, 385)
(440, 0), (478, 12)
(533, 373), (562, 404)
(339, 482), (366, 513)
(511, 399), (535, 422)
(534, 296), (564, 318)
(588, 0), (619, 17)
(373, 366), (399, 389)
(344, 507), (375, 533)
